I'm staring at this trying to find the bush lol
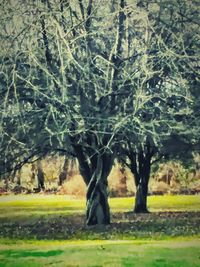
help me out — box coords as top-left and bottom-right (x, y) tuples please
(58, 175), (86, 197)
(151, 181), (170, 195)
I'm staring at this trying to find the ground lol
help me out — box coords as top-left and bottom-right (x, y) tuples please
(0, 195), (200, 266)
(1, 239), (200, 267)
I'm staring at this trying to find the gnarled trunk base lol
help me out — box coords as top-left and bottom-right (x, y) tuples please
(86, 179), (110, 225)
(74, 142), (113, 226)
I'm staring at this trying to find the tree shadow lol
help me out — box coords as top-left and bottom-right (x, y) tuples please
(0, 249), (63, 258)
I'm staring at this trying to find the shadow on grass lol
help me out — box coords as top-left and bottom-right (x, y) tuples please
(0, 249), (63, 258)
(0, 211), (199, 240)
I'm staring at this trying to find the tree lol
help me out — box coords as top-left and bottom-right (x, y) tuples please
(118, 0), (200, 212)
(0, 0), (199, 223)
(0, 0), (129, 225)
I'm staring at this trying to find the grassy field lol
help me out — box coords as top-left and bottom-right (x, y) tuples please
(0, 195), (200, 266)
(0, 194), (200, 221)
(0, 239), (200, 267)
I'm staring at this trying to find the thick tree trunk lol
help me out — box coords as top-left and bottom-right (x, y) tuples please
(86, 179), (110, 225)
(86, 156), (110, 225)
(74, 135), (114, 226)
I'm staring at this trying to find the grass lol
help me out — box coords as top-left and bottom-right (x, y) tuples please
(0, 239), (200, 267)
(0, 194), (199, 222)
(0, 194), (200, 266)
(110, 195), (200, 212)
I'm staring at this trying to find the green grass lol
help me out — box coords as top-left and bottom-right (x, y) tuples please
(0, 195), (84, 222)
(0, 195), (199, 266)
(110, 195), (200, 212)
(0, 195), (199, 222)
(0, 239), (200, 267)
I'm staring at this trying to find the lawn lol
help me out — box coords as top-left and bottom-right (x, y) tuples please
(0, 194), (200, 221)
(0, 239), (200, 267)
(0, 195), (200, 266)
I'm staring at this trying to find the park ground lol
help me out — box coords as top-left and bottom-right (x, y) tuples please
(0, 195), (200, 266)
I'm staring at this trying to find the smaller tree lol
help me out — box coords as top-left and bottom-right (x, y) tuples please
(120, 136), (158, 212)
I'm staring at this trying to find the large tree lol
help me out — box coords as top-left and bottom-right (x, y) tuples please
(0, 0), (130, 225)
(0, 0), (199, 223)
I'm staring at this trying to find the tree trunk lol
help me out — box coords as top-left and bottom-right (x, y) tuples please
(134, 156), (151, 213)
(58, 157), (69, 186)
(119, 164), (127, 196)
(37, 160), (45, 191)
(134, 179), (149, 213)
(16, 169), (22, 186)
(86, 155), (110, 225)
(31, 163), (36, 183)
(11, 168), (17, 183)
(128, 143), (152, 213)
(75, 142), (113, 225)
(4, 175), (9, 190)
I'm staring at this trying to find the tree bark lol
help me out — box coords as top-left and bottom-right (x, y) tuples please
(134, 179), (149, 213)
(31, 163), (36, 183)
(16, 169), (22, 186)
(37, 160), (45, 191)
(58, 156), (69, 186)
(127, 141), (153, 213)
(86, 155), (111, 225)
(75, 143), (113, 225)
(133, 153), (151, 213)
(11, 168), (17, 183)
